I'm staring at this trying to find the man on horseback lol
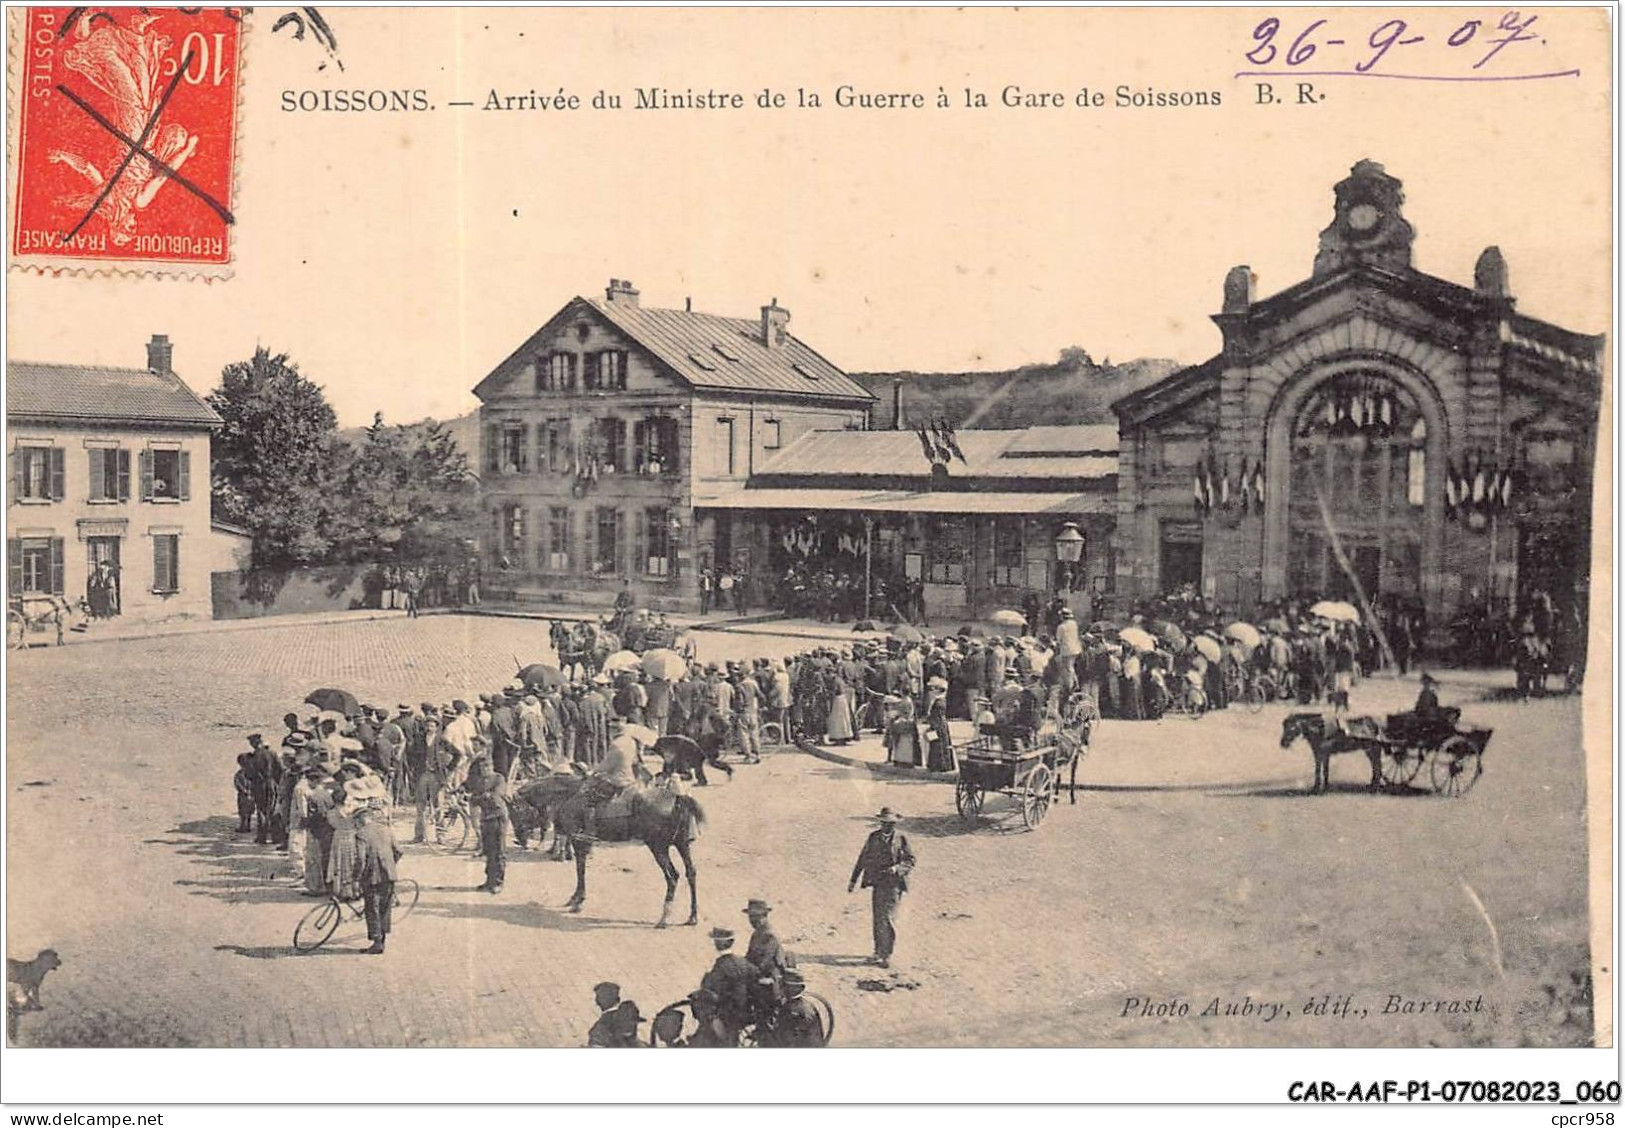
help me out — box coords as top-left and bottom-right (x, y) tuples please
(580, 715), (640, 841)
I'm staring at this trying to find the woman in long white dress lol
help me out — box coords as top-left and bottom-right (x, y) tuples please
(884, 695), (922, 767)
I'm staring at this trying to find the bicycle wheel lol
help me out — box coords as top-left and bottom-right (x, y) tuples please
(437, 808), (470, 851)
(391, 878), (420, 921)
(293, 897), (343, 952)
(1244, 684), (1266, 714)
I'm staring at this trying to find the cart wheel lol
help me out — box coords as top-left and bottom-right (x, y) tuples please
(807, 990), (837, 1046)
(391, 877), (420, 921)
(437, 809), (470, 851)
(293, 897), (343, 952)
(1381, 745), (1424, 788)
(1244, 684), (1267, 714)
(955, 779), (985, 822)
(1022, 764), (1053, 829)
(1430, 736), (1483, 797)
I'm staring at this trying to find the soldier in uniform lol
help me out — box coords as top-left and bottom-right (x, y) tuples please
(469, 758), (510, 894)
(699, 926), (755, 1045)
(743, 898), (791, 1023)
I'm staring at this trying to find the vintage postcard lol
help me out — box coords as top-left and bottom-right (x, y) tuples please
(2, 2), (1615, 1110)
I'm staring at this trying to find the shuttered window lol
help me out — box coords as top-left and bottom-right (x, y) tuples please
(141, 449), (188, 501)
(484, 425), (501, 474)
(592, 507), (621, 576)
(643, 508), (672, 577)
(87, 448), (131, 502)
(9, 537), (63, 595)
(12, 446), (63, 501)
(152, 534), (180, 593)
(546, 507), (571, 572)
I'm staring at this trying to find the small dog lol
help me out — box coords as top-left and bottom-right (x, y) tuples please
(7, 949), (61, 1040)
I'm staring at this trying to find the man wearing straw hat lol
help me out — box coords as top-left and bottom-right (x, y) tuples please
(848, 807), (916, 969)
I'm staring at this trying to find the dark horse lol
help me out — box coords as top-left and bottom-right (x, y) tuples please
(655, 731), (732, 786)
(525, 772), (705, 928)
(1279, 712), (1383, 794)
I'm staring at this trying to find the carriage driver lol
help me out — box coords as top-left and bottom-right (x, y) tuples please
(581, 715), (641, 840)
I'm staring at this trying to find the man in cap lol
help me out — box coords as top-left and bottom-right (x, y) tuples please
(699, 926), (754, 1045)
(354, 783), (401, 954)
(442, 700), (479, 790)
(1054, 607), (1082, 698)
(848, 807), (915, 969)
(744, 898), (790, 1022)
(578, 677), (611, 767)
(245, 733), (280, 845)
(469, 756), (510, 893)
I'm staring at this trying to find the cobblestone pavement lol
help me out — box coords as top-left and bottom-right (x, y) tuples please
(5, 614), (1597, 1047)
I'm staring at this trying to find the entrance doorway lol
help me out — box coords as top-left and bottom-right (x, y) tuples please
(1159, 520), (1203, 593)
(86, 535), (122, 618)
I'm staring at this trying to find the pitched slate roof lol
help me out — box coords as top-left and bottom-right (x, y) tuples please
(755, 426), (1117, 482)
(585, 299), (875, 402)
(6, 361), (222, 428)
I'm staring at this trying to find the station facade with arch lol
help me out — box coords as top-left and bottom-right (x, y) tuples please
(1111, 160), (1604, 628)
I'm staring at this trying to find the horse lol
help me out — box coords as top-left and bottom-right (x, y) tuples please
(532, 774), (705, 928)
(653, 733), (731, 786)
(8, 595), (84, 649)
(1279, 712), (1383, 794)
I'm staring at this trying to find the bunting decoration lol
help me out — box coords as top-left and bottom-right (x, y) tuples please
(1446, 450), (1518, 528)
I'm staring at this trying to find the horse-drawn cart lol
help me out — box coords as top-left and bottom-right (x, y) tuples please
(1373, 709), (1491, 796)
(954, 692), (1092, 830)
(954, 736), (1074, 829)
(1280, 707), (1491, 797)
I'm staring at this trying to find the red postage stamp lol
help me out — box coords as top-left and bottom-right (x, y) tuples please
(9, 6), (242, 273)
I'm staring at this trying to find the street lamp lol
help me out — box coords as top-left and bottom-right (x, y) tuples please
(1055, 522), (1085, 564)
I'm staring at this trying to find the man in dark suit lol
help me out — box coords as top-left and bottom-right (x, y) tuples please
(847, 807), (915, 968)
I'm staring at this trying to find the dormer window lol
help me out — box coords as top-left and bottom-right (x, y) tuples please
(792, 361), (820, 381)
(712, 342), (741, 363)
(688, 352), (718, 372)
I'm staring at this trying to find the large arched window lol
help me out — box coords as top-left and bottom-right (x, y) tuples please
(1286, 372), (1427, 601)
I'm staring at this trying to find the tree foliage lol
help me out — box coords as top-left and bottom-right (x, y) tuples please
(207, 348), (342, 568)
(208, 352), (480, 570)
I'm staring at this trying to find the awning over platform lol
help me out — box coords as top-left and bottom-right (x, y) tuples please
(696, 488), (1112, 515)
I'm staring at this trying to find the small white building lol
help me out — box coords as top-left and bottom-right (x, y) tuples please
(7, 335), (224, 624)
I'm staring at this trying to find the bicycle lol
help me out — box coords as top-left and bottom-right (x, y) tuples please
(293, 878), (421, 952)
(431, 787), (474, 852)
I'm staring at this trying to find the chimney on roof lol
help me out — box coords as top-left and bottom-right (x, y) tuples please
(147, 333), (173, 375)
(892, 378), (906, 430)
(605, 278), (640, 307)
(761, 298), (790, 349)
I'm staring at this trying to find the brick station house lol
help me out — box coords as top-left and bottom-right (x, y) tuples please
(6, 335), (242, 624)
(1111, 160), (1604, 629)
(471, 281), (874, 611)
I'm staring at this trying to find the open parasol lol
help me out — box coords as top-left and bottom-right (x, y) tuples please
(602, 649), (642, 674)
(304, 687), (358, 716)
(890, 623), (924, 644)
(989, 609), (1028, 629)
(1224, 622), (1263, 649)
(518, 663), (564, 690)
(1310, 600), (1360, 623)
(1118, 626), (1158, 652)
(641, 648), (688, 681)
(1192, 634), (1223, 662)
(1148, 620), (1187, 649)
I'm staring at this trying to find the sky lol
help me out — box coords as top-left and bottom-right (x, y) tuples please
(6, 7), (1612, 428)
